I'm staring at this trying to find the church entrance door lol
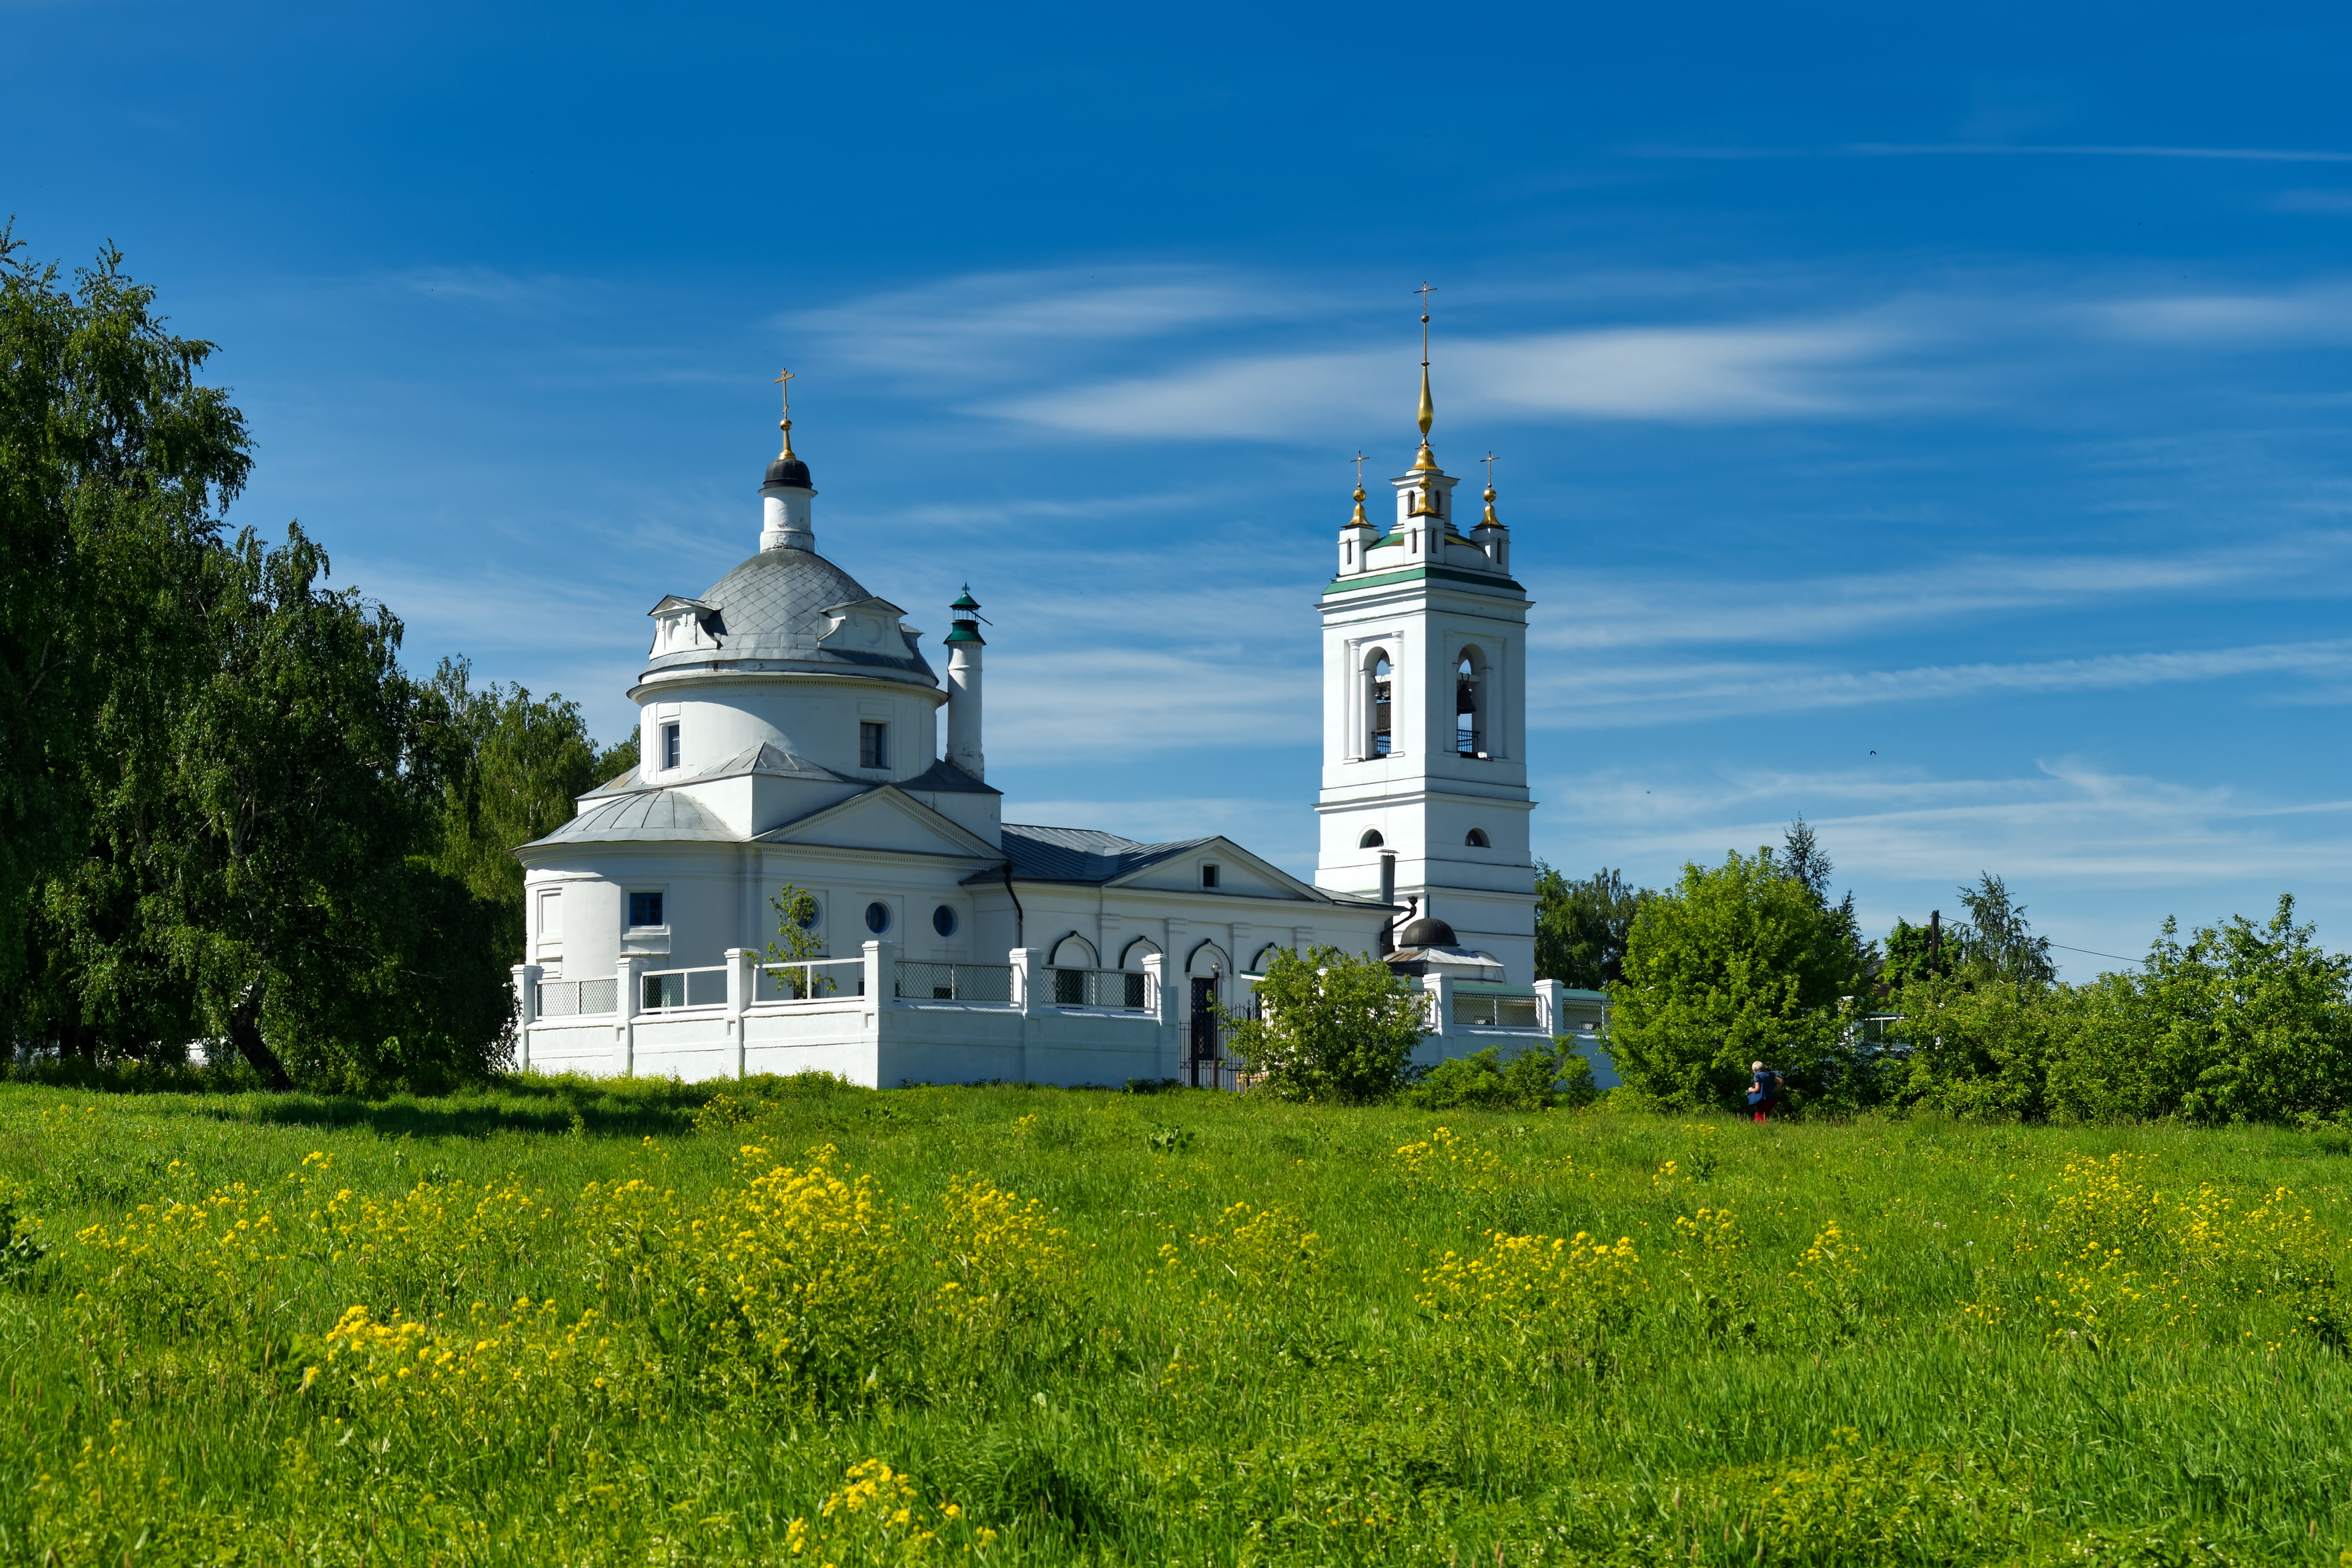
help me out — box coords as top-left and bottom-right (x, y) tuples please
(1188, 977), (1220, 1088)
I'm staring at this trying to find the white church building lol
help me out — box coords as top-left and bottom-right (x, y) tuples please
(509, 368), (1605, 1088)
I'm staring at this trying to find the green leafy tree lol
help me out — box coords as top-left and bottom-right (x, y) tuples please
(1533, 864), (1653, 989)
(1224, 944), (1428, 1104)
(2046, 895), (2352, 1126)
(29, 528), (507, 1088)
(1609, 846), (1866, 1111)
(1884, 977), (2070, 1122)
(0, 236), (250, 994)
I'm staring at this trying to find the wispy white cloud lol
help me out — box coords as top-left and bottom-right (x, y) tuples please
(1525, 533), (2352, 653)
(2093, 285), (2352, 344)
(1537, 639), (2352, 727)
(999, 320), (1908, 438)
(791, 267), (1301, 381)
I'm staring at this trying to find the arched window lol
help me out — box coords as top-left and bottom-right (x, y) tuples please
(1249, 943), (1286, 973)
(1366, 650), (1394, 757)
(1466, 828), (1490, 848)
(1455, 647), (1485, 757)
(1050, 934), (1099, 1006)
(1358, 827), (1384, 849)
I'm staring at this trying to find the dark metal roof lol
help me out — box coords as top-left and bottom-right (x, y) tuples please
(959, 823), (1218, 886)
(763, 455), (813, 488)
(899, 758), (1002, 797)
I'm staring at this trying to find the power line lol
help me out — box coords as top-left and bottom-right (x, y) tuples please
(2050, 941), (2141, 965)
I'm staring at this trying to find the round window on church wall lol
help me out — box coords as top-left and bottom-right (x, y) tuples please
(866, 901), (893, 935)
(932, 904), (957, 937)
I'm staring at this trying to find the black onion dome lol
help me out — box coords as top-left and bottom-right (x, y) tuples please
(763, 454), (813, 489)
(1397, 915), (1458, 947)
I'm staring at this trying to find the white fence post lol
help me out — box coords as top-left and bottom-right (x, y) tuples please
(1533, 978), (1563, 1038)
(724, 948), (751, 1078)
(510, 963), (542, 1072)
(1011, 947), (1043, 1018)
(1427, 974), (1453, 1038)
(618, 954), (643, 1076)
(864, 939), (894, 1010)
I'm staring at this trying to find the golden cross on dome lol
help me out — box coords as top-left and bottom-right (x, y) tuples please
(1483, 450), (1498, 484)
(1351, 449), (1367, 486)
(773, 366), (795, 414)
(772, 366), (797, 458)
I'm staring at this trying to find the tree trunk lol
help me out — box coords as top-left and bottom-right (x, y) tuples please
(228, 986), (294, 1091)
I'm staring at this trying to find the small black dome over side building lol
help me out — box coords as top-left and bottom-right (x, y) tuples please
(764, 454), (813, 489)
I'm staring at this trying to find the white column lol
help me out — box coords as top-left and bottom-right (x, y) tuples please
(864, 939), (894, 1022)
(947, 642), (984, 779)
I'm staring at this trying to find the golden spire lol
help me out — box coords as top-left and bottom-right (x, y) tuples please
(773, 366), (797, 460)
(1480, 450), (1501, 526)
(1348, 450), (1370, 527)
(1411, 283), (1437, 471)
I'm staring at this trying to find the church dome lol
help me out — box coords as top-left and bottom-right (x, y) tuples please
(1397, 913), (1458, 948)
(641, 547), (937, 684)
(764, 454), (812, 489)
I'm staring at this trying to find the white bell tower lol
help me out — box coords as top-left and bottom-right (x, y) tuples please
(1312, 312), (1536, 980)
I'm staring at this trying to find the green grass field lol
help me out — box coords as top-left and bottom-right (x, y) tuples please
(1, 1074), (2348, 1565)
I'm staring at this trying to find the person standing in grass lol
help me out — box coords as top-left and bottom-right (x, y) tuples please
(1747, 1060), (1782, 1123)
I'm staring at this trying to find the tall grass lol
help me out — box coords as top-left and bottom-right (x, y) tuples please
(1, 1074), (2347, 1564)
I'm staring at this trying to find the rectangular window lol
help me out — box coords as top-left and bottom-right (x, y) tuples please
(860, 721), (889, 769)
(627, 891), (664, 929)
(536, 889), (562, 937)
(661, 723), (681, 770)
(1200, 863), (1220, 889)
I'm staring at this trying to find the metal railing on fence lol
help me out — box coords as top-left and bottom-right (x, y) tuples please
(1050, 967), (1150, 1010)
(756, 958), (867, 1003)
(536, 977), (619, 1018)
(641, 965), (729, 1012)
(1453, 993), (1543, 1028)
(895, 961), (1014, 1004)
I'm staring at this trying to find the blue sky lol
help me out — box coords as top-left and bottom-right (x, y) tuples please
(9, 0), (2352, 975)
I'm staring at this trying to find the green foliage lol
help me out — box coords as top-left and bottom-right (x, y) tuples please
(1885, 975), (2065, 1122)
(1223, 943), (1428, 1103)
(2045, 895), (2352, 1126)
(1882, 876), (2054, 994)
(1533, 863), (1652, 989)
(1610, 845), (1867, 1112)
(3, 1082), (2348, 1563)
(1401, 1040), (1598, 1111)
(0, 236), (253, 995)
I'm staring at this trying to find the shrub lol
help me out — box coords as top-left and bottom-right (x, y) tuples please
(1222, 945), (1427, 1104)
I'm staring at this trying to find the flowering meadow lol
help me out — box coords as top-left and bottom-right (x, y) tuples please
(1, 1076), (2350, 1565)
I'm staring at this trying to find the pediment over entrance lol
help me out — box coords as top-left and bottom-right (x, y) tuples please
(753, 784), (1000, 861)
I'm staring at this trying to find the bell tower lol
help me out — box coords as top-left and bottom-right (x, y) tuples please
(1313, 297), (1537, 979)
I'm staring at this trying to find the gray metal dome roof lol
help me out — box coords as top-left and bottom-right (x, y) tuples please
(530, 787), (736, 847)
(642, 548), (937, 683)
